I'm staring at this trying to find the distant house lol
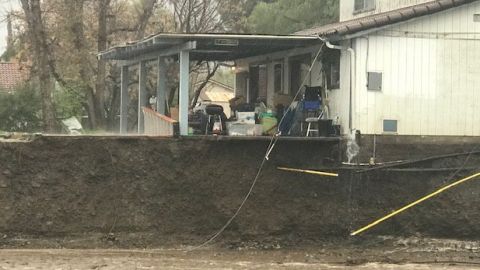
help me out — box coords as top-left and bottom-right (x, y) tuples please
(0, 62), (27, 93)
(197, 80), (235, 118)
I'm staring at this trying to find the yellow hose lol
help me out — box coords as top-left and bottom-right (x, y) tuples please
(351, 172), (480, 236)
(277, 167), (339, 177)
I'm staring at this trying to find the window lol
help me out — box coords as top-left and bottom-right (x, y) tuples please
(383, 120), (398, 133)
(274, 63), (283, 93)
(367, 72), (382, 91)
(289, 54), (311, 95)
(324, 49), (340, 89)
(474, 14), (480, 22)
(354, 0), (375, 13)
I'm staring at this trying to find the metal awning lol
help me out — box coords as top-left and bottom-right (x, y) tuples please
(98, 33), (320, 62)
(102, 33), (321, 136)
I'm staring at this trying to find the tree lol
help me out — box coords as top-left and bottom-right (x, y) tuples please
(217, 0), (274, 32)
(248, 0), (339, 34)
(12, 0), (274, 132)
(170, 0), (224, 33)
(95, 0), (111, 129)
(32, 0), (162, 130)
(134, 0), (159, 40)
(190, 62), (219, 109)
(20, 0), (57, 132)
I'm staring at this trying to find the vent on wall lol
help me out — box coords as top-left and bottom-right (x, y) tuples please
(367, 72), (383, 91)
(474, 14), (480, 22)
(383, 120), (398, 133)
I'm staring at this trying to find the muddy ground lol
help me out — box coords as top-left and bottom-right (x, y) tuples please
(0, 135), (480, 268)
(1, 236), (480, 269)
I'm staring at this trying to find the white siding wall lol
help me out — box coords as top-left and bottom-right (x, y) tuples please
(340, 0), (433, 21)
(350, 2), (480, 135)
(325, 41), (353, 135)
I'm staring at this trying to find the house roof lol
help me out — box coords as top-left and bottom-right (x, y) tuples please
(99, 33), (320, 62)
(0, 62), (27, 92)
(296, 0), (479, 40)
(198, 80), (234, 102)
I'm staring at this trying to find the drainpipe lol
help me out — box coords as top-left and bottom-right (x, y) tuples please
(323, 39), (356, 132)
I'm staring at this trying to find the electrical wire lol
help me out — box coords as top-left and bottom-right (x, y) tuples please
(188, 37), (325, 251)
(352, 145), (480, 236)
(351, 171), (480, 236)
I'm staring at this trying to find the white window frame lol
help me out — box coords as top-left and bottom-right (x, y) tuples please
(354, 0), (375, 14)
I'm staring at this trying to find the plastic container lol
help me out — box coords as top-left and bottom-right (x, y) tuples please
(261, 116), (278, 135)
(318, 119), (333, 137)
(227, 123), (263, 136)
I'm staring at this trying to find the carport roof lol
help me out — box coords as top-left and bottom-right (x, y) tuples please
(98, 33), (320, 62)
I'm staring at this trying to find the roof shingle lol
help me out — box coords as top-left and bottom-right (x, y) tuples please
(296, 0), (479, 39)
(0, 62), (27, 92)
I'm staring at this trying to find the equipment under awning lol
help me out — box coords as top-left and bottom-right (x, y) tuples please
(98, 32), (321, 136)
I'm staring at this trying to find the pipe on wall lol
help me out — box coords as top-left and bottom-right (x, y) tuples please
(323, 39), (356, 132)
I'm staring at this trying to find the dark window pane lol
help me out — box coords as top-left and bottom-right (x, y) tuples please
(354, 0), (365, 11)
(324, 49), (340, 89)
(274, 63), (283, 93)
(384, 120), (398, 133)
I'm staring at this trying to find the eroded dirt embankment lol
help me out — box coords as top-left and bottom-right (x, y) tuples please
(0, 136), (479, 247)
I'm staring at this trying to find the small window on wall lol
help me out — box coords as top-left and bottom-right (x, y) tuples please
(274, 63), (283, 93)
(367, 72), (382, 91)
(474, 14), (480, 22)
(324, 49), (340, 89)
(383, 120), (398, 133)
(354, 0), (375, 13)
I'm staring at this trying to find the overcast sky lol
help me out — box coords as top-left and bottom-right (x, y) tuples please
(0, 0), (20, 53)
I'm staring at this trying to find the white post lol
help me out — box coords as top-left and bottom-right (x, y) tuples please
(283, 57), (290, 95)
(179, 50), (190, 136)
(157, 57), (167, 115)
(120, 65), (129, 134)
(138, 61), (147, 134)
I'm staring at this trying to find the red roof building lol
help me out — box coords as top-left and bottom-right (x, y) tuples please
(0, 62), (27, 92)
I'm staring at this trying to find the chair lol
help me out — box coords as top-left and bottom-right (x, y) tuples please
(302, 86), (323, 137)
(305, 111), (324, 137)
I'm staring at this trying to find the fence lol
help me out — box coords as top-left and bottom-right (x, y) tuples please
(142, 107), (179, 136)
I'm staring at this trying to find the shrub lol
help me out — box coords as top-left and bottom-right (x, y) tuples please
(0, 84), (42, 132)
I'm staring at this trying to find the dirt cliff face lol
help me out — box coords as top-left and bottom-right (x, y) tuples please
(0, 136), (479, 247)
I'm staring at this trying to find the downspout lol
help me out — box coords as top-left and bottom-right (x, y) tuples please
(323, 39), (356, 132)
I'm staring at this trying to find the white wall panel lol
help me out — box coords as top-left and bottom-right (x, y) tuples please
(349, 2), (480, 135)
(327, 40), (352, 134)
(340, 0), (432, 22)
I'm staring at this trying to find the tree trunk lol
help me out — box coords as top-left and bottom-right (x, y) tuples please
(20, 0), (56, 132)
(66, 0), (105, 129)
(95, 0), (111, 129)
(135, 0), (158, 40)
(190, 62), (219, 109)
